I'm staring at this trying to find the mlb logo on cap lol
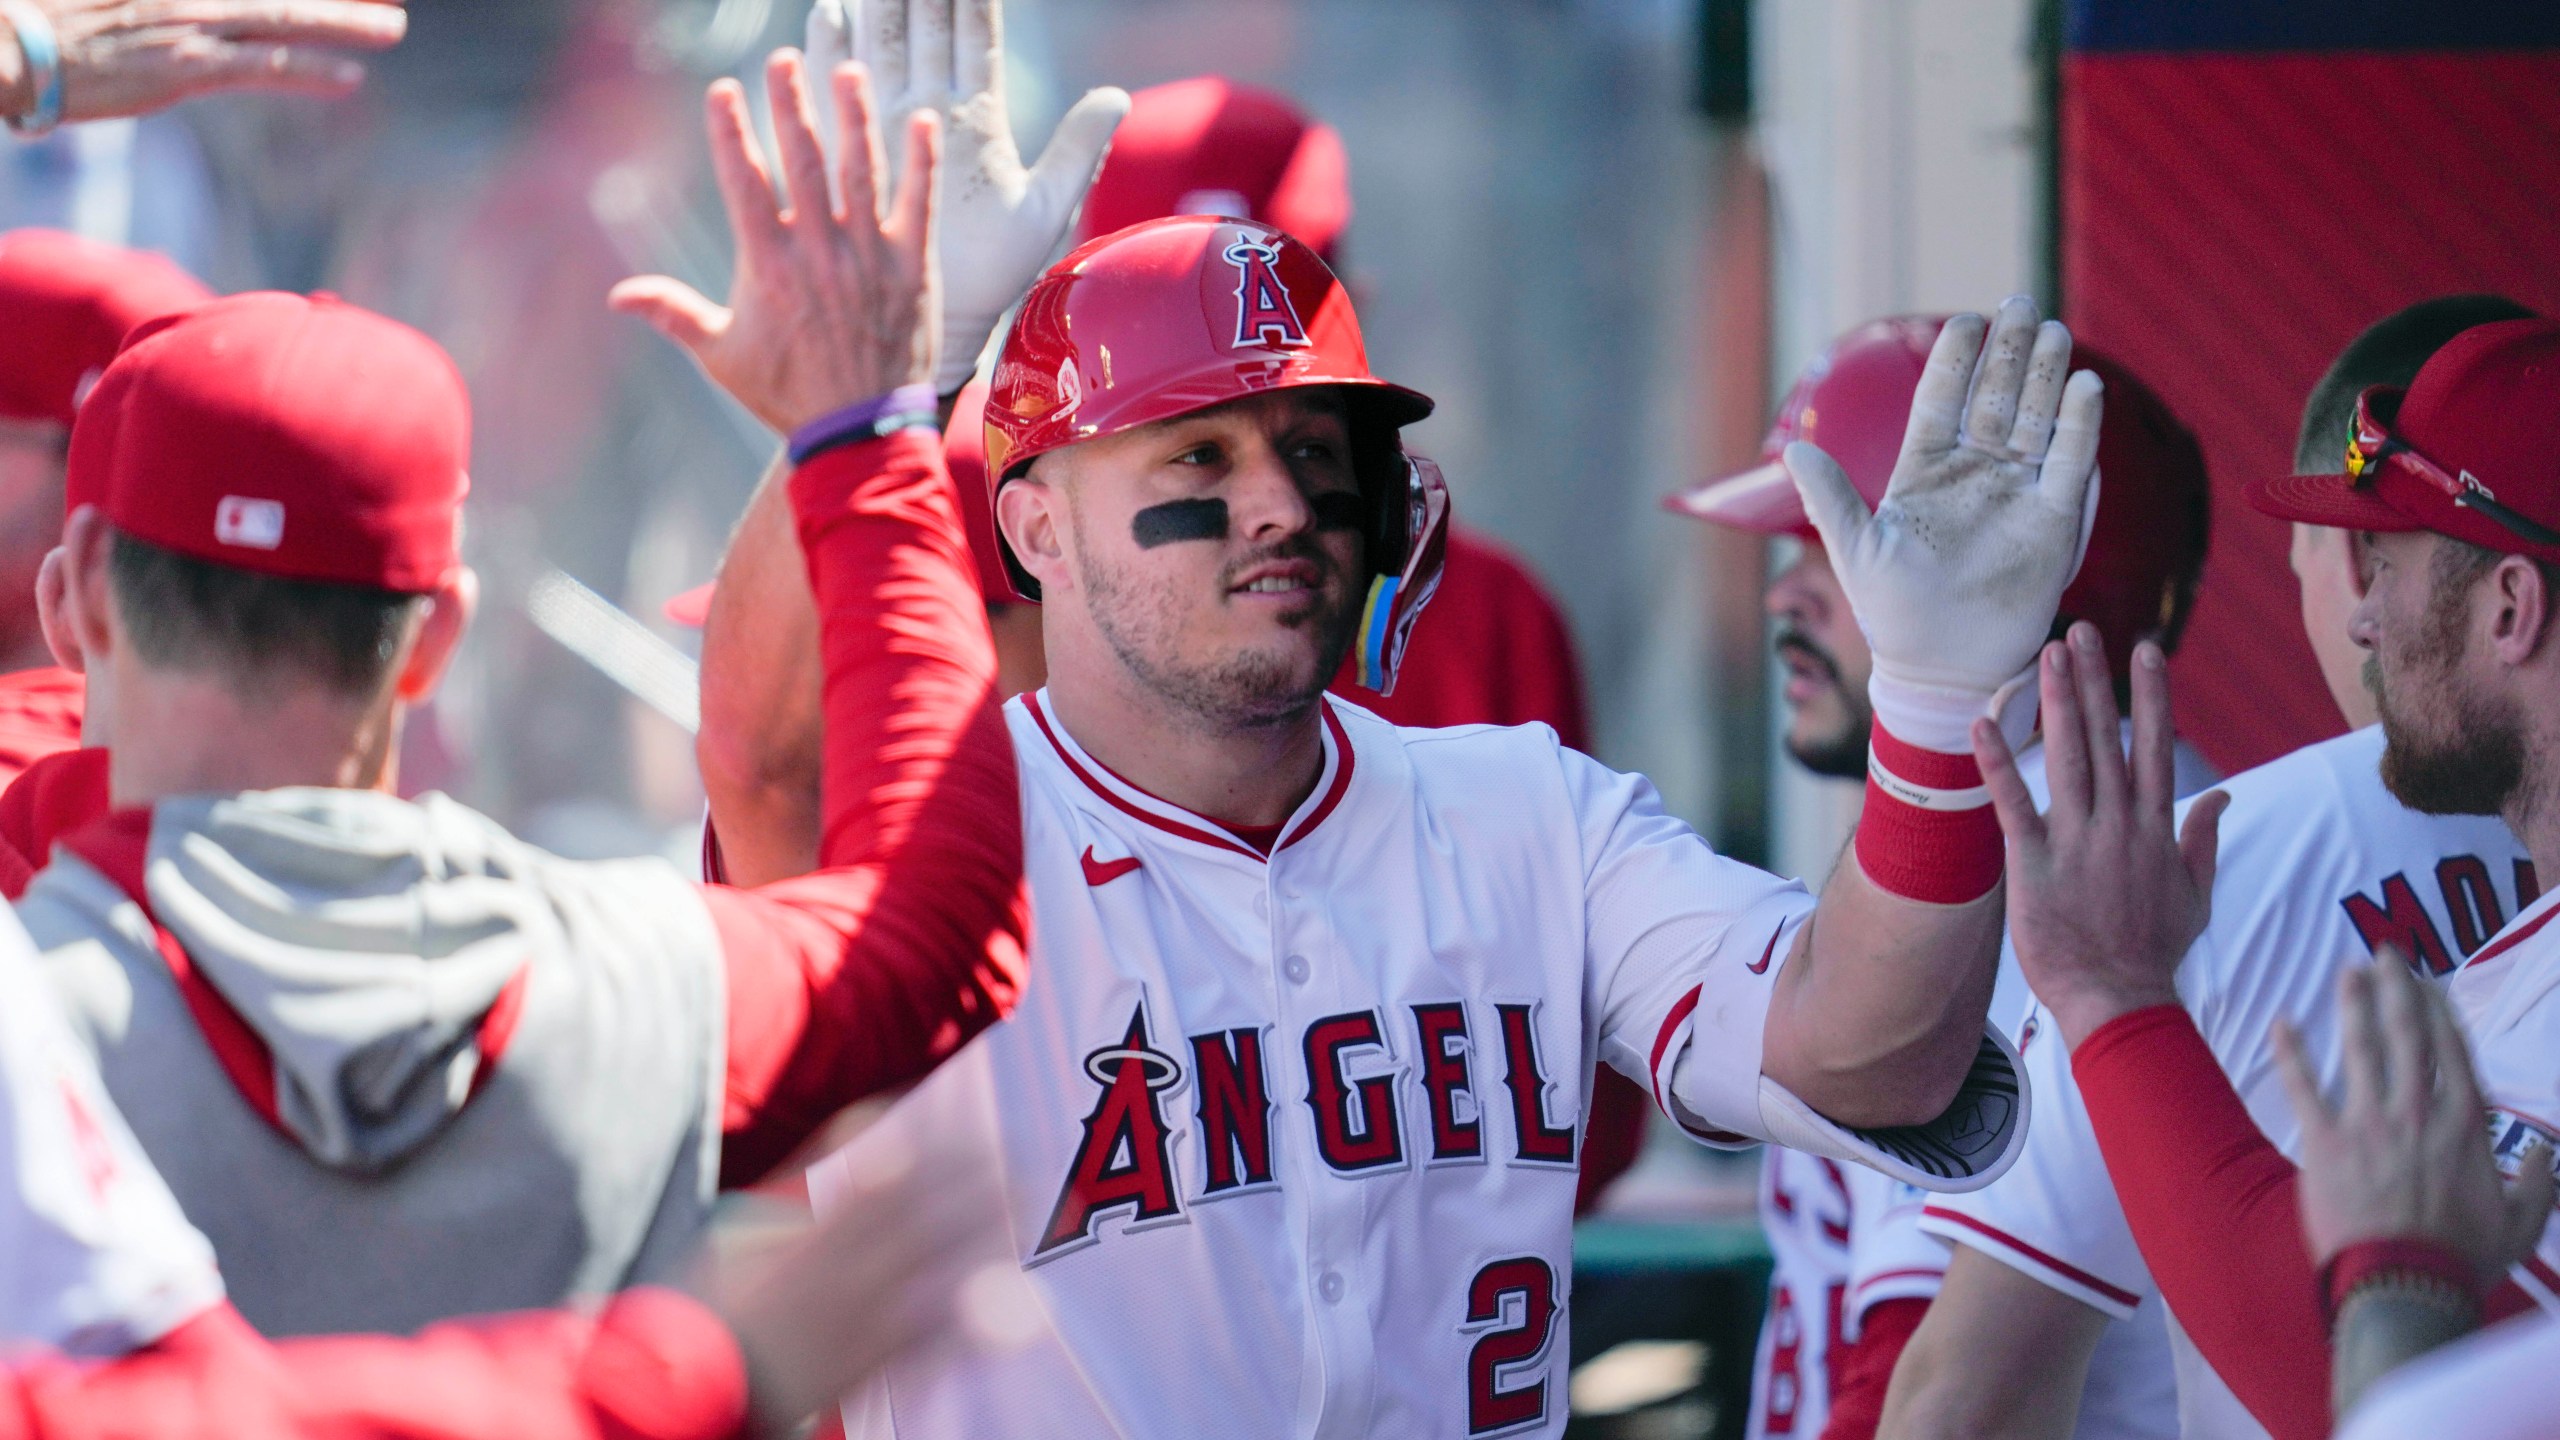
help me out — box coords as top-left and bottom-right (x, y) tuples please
(215, 496), (285, 551)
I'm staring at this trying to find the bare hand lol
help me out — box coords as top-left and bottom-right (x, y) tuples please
(2278, 958), (2554, 1284)
(610, 49), (940, 436)
(699, 1115), (1030, 1434)
(1974, 624), (2228, 1049)
(1, 0), (407, 124)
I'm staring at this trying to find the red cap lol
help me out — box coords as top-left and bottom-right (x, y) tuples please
(2250, 318), (2560, 566)
(69, 293), (470, 593)
(1075, 77), (1352, 263)
(0, 230), (211, 429)
(1669, 315), (2212, 664)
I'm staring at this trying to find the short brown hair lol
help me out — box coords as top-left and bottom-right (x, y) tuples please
(109, 530), (428, 697)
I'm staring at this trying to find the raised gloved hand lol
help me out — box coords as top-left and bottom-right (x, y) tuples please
(1783, 297), (2103, 752)
(807, 0), (1127, 395)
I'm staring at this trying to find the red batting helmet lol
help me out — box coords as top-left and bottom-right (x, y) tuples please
(984, 216), (1446, 694)
(1667, 315), (2212, 665)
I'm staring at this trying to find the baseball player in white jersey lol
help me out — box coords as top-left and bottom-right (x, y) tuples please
(1671, 317), (2213, 1440)
(0, 898), (222, 1357)
(676, 80), (2126, 1426)
(1880, 294), (2544, 1440)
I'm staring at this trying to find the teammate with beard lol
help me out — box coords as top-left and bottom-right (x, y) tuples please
(1957, 313), (2560, 1440)
(1883, 296), (2539, 1440)
(1671, 316), (2212, 1440)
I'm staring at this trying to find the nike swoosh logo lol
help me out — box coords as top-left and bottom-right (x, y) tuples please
(1082, 847), (1142, 887)
(1747, 928), (1782, 975)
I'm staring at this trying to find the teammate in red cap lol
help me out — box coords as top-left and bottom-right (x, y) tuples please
(1670, 315), (2217, 1440)
(0, 230), (208, 787)
(685, 58), (2118, 1424)
(5, 54), (1027, 1350)
(1966, 314), (2560, 1440)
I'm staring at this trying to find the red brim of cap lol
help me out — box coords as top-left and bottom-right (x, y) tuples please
(1662, 460), (1817, 538)
(664, 581), (714, 629)
(2244, 473), (2431, 534)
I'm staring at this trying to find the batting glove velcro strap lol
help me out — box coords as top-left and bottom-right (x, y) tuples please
(1856, 724), (2002, 905)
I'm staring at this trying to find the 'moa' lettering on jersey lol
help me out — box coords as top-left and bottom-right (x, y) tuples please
(1037, 1005), (1187, 1260)
(2340, 852), (2523, 976)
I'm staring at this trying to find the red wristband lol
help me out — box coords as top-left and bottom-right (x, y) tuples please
(1855, 726), (2003, 904)
(2320, 1237), (2478, 1325)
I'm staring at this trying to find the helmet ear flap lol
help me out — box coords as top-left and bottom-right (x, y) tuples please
(1349, 395), (1413, 576)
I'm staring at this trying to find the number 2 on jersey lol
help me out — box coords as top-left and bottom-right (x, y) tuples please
(1463, 1256), (1558, 1435)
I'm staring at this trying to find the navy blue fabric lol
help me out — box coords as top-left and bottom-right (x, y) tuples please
(2070, 0), (2560, 53)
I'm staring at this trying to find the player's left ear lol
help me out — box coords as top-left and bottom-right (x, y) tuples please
(396, 567), (478, 704)
(999, 475), (1073, 598)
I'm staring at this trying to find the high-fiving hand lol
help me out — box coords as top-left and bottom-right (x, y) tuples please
(1787, 299), (2104, 749)
(1975, 625), (2229, 1049)
(0, 0), (407, 128)
(2277, 959), (2554, 1287)
(807, 0), (1126, 394)
(609, 51), (941, 436)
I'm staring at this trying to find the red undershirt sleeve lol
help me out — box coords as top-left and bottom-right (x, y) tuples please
(0, 1292), (747, 1440)
(1817, 1296), (1928, 1440)
(699, 429), (1028, 1187)
(2071, 1005), (2330, 1440)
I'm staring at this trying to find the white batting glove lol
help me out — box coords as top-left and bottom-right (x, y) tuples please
(1783, 297), (2104, 752)
(808, 0), (1129, 395)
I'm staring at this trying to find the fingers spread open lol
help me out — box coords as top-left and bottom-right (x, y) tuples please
(2418, 976), (2487, 1126)
(606, 276), (730, 358)
(908, 0), (957, 99)
(1025, 87), (1132, 220)
(184, 42), (368, 94)
(1780, 442), (1871, 560)
(2178, 789), (2227, 895)
(1901, 313), (1985, 460)
(2372, 959), (2429, 1118)
(1973, 715), (2048, 855)
(2336, 965), (2385, 1118)
(767, 51), (837, 224)
(888, 110), (943, 258)
(2068, 624), (2126, 824)
(2006, 319), (2075, 460)
(705, 80), (786, 256)
(955, 0), (998, 94)
(2272, 1021), (2334, 1137)
(2130, 641), (2175, 823)
(204, 2), (409, 45)
(833, 64), (887, 227)
(2037, 642), (2092, 827)
(858, 0), (909, 104)
(2041, 369), (2106, 507)
(1961, 296), (2040, 452)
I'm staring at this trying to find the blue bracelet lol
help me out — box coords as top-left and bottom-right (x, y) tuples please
(786, 383), (940, 464)
(1, 1), (61, 138)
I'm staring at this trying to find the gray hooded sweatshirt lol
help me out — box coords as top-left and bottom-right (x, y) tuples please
(26, 787), (726, 1337)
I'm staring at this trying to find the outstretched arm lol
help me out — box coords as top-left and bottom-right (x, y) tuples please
(0, 0), (407, 129)
(1877, 1247), (2108, 1440)
(615, 52), (1027, 1186)
(1761, 301), (2104, 1128)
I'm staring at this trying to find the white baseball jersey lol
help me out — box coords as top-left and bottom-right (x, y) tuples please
(812, 692), (2023, 1440)
(2447, 873), (2560, 1308)
(1923, 725), (2532, 1439)
(1749, 730), (2203, 1440)
(0, 900), (223, 1356)
(2333, 1311), (2560, 1440)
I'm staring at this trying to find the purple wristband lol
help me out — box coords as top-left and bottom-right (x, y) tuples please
(787, 383), (940, 464)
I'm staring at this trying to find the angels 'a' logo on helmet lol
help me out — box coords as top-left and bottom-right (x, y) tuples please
(1223, 237), (1310, 351)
